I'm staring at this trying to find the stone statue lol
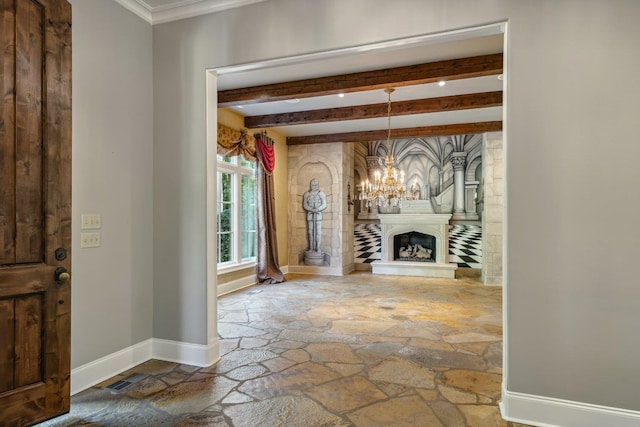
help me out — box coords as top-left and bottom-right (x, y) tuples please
(302, 178), (327, 254)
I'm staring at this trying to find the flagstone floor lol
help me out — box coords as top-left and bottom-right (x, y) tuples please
(39, 273), (531, 427)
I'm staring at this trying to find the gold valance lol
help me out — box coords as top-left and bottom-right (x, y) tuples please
(217, 123), (257, 161)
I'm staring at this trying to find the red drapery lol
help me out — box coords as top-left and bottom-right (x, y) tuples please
(256, 136), (276, 174)
(255, 132), (285, 284)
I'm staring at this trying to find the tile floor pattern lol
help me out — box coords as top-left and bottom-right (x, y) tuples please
(354, 223), (382, 264)
(39, 273), (531, 427)
(448, 225), (482, 269)
(354, 223), (483, 268)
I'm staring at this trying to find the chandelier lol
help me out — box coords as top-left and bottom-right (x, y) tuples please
(359, 88), (419, 209)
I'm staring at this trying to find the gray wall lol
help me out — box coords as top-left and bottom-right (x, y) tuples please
(151, 0), (640, 412)
(70, 0), (154, 367)
(505, 2), (640, 410)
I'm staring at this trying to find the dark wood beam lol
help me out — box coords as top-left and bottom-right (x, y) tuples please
(219, 53), (503, 106)
(286, 121), (503, 145)
(245, 91), (502, 128)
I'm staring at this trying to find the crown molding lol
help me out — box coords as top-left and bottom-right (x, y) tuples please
(113, 0), (153, 23)
(113, 0), (268, 25)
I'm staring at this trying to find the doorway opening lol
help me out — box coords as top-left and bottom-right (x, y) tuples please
(206, 20), (508, 386)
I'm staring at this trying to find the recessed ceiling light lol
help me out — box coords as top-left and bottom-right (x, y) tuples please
(284, 99), (300, 104)
(438, 81), (446, 87)
(338, 93), (345, 98)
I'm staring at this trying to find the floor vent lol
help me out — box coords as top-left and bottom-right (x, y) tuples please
(105, 379), (131, 391)
(105, 373), (148, 391)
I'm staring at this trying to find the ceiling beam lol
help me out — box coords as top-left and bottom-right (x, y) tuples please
(244, 91), (502, 128)
(286, 121), (503, 145)
(219, 53), (503, 106)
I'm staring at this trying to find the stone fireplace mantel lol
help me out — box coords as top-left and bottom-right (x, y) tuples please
(372, 213), (457, 278)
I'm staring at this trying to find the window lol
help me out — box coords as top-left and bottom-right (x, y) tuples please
(217, 155), (257, 268)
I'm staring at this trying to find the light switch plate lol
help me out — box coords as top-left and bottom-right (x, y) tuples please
(80, 232), (101, 248)
(81, 214), (101, 229)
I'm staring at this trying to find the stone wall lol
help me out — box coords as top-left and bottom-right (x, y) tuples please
(341, 144), (355, 270)
(287, 142), (354, 275)
(482, 132), (504, 286)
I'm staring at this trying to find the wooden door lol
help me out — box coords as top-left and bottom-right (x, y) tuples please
(0, 0), (71, 425)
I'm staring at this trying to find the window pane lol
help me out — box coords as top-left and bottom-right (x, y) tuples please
(241, 231), (256, 259)
(217, 154), (236, 165)
(218, 172), (233, 202)
(241, 175), (256, 232)
(217, 170), (235, 265)
(241, 174), (256, 260)
(241, 174), (256, 206)
(219, 232), (232, 263)
(219, 202), (232, 232)
(240, 156), (255, 170)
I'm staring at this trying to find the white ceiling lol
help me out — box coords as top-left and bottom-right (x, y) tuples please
(215, 32), (504, 139)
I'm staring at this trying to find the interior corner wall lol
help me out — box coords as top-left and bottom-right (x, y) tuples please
(69, 0), (154, 367)
(150, 0), (640, 418)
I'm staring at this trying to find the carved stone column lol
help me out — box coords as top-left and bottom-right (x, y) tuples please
(451, 152), (467, 220)
(465, 182), (479, 220)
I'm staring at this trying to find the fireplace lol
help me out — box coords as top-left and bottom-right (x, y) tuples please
(394, 231), (436, 262)
(372, 214), (457, 278)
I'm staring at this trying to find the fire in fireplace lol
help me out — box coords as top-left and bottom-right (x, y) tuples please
(393, 231), (436, 262)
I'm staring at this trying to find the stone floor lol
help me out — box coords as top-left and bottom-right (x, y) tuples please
(39, 273), (531, 427)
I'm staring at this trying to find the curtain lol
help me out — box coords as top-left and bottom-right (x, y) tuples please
(217, 124), (256, 161)
(255, 132), (285, 284)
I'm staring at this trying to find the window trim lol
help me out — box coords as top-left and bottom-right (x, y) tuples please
(216, 156), (256, 267)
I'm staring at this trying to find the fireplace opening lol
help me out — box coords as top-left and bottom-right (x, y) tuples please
(394, 231), (436, 262)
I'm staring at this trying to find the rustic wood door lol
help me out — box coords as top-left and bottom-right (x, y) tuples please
(0, 0), (71, 425)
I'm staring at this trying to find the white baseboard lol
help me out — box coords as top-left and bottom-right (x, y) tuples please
(287, 265), (347, 276)
(218, 275), (256, 296)
(501, 384), (640, 427)
(217, 267), (290, 296)
(71, 339), (153, 395)
(152, 338), (220, 367)
(71, 338), (220, 395)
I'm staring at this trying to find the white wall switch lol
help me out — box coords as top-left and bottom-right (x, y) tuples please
(81, 214), (101, 229)
(80, 232), (101, 248)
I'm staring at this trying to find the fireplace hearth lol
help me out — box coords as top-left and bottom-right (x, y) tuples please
(372, 214), (457, 278)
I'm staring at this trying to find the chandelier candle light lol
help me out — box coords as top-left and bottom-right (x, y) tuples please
(359, 88), (419, 209)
